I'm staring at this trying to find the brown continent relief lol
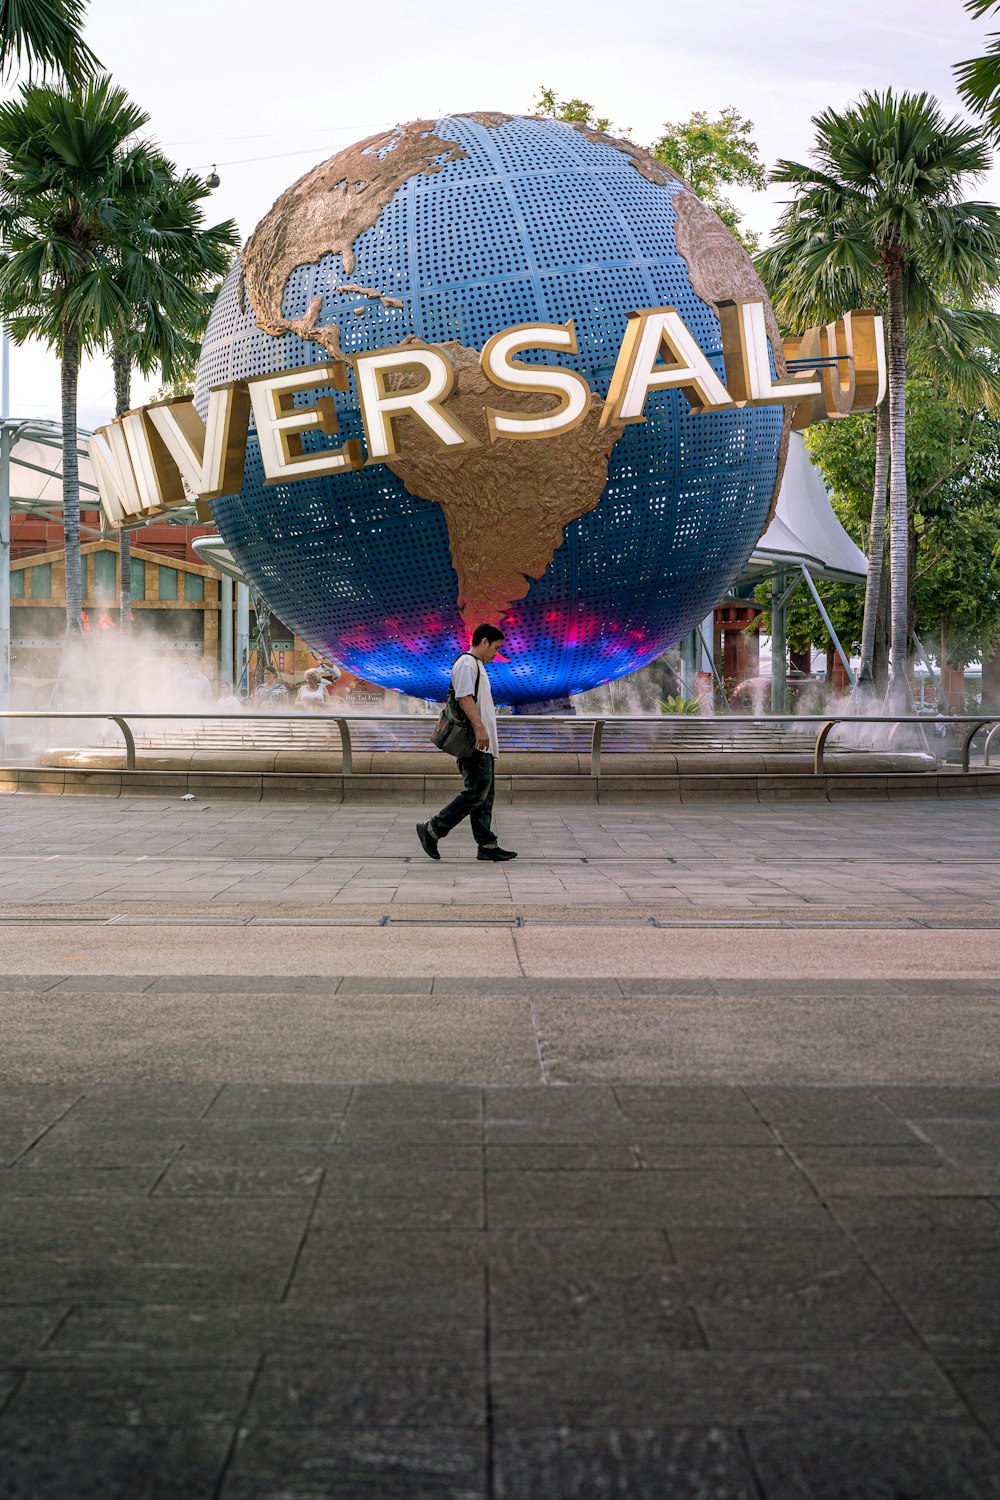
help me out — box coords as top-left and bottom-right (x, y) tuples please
(239, 121), (468, 358)
(385, 344), (623, 631)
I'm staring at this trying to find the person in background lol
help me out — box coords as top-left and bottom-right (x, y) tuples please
(296, 668), (328, 713)
(175, 655), (213, 703)
(254, 667), (289, 710)
(217, 681), (243, 712)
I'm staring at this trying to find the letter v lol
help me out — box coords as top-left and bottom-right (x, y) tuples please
(145, 383), (251, 500)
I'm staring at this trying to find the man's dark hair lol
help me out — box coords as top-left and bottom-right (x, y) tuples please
(472, 623), (504, 647)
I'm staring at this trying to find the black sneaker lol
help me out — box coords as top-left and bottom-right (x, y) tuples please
(477, 845), (517, 861)
(416, 822), (441, 860)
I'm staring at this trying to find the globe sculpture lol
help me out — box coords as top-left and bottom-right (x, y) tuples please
(195, 113), (789, 703)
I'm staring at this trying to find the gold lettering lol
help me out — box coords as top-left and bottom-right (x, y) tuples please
(248, 363), (362, 485)
(480, 321), (592, 441)
(600, 307), (733, 427)
(146, 384), (251, 500)
(354, 343), (476, 459)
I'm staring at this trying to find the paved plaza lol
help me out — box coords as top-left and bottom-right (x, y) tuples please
(1, 794), (1000, 1497)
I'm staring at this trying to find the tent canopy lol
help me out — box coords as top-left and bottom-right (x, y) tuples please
(744, 432), (868, 584)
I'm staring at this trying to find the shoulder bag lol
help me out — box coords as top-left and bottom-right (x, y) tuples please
(432, 655), (481, 758)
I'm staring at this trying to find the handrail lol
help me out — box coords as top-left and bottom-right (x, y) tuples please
(962, 719), (994, 773)
(591, 719), (605, 778)
(335, 717), (353, 776)
(1, 710), (998, 780)
(810, 715), (1000, 776)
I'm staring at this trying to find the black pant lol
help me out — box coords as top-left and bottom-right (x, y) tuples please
(429, 751), (496, 846)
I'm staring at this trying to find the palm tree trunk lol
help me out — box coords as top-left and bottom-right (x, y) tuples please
(855, 398), (890, 693)
(112, 345), (133, 636)
(61, 320), (83, 632)
(873, 556), (890, 692)
(884, 255), (911, 707)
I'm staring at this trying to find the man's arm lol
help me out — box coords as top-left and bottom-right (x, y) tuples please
(457, 695), (489, 751)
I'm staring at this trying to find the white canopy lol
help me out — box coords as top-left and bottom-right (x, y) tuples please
(1, 418), (100, 517)
(745, 431), (868, 584)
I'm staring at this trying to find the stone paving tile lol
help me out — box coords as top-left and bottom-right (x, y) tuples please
(793, 1143), (990, 1196)
(875, 1085), (1000, 1120)
(62, 1083), (221, 1119)
(489, 1350), (963, 1427)
(246, 1351), (486, 1427)
(0, 1419), (236, 1500)
(4, 1365), (255, 1426)
(668, 1227), (919, 1351)
(154, 1163), (325, 1197)
(312, 1166), (484, 1229)
(942, 1361), (1000, 1444)
(0, 1305), (72, 1361)
(485, 1164), (830, 1231)
(16, 1121), (189, 1170)
(492, 1426), (759, 1500)
(202, 1084), (353, 1121)
(147, 974), (345, 993)
(743, 1421), (1000, 1500)
(747, 1087), (922, 1145)
(220, 1425), (488, 1500)
(0, 1167), (161, 1196)
(834, 1255), (1000, 1354)
(0, 1197), (311, 1304)
(486, 1230), (701, 1352)
(485, 1142), (641, 1171)
(285, 1228), (486, 1349)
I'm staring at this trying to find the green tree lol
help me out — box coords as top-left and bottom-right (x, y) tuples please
(0, 0), (99, 84)
(801, 381), (1000, 686)
(534, 87), (616, 136)
(651, 109), (766, 252)
(758, 90), (1000, 706)
(106, 164), (238, 630)
(956, 1), (1000, 141)
(0, 77), (163, 628)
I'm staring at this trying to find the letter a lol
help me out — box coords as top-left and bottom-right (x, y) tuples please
(600, 308), (733, 428)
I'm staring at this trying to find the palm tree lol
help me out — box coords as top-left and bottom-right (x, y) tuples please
(758, 91), (1000, 705)
(0, 77), (161, 629)
(956, 1), (1000, 141)
(0, 0), (99, 83)
(106, 158), (238, 630)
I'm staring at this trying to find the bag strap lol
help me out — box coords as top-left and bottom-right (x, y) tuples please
(452, 652), (480, 703)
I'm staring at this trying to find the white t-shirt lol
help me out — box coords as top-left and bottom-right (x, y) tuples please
(296, 683), (327, 713)
(452, 653), (498, 758)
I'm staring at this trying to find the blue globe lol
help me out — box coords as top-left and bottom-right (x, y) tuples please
(196, 113), (786, 703)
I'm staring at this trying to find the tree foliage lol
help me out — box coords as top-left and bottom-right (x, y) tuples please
(0, 0), (99, 85)
(651, 109), (766, 251)
(761, 385), (1000, 670)
(757, 88), (1000, 703)
(956, 0), (1000, 142)
(533, 87), (616, 137)
(0, 76), (237, 629)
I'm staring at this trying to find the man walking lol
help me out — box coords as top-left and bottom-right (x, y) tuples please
(417, 624), (517, 862)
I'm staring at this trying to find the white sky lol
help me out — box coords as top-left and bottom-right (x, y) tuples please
(4, 0), (996, 431)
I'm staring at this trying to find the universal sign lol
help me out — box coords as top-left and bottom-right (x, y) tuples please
(88, 300), (885, 529)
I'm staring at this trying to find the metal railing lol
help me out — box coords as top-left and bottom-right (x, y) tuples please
(0, 710), (998, 778)
(985, 723), (1000, 768)
(810, 714), (1000, 775)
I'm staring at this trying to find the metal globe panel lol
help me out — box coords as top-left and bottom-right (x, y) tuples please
(195, 114), (784, 703)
